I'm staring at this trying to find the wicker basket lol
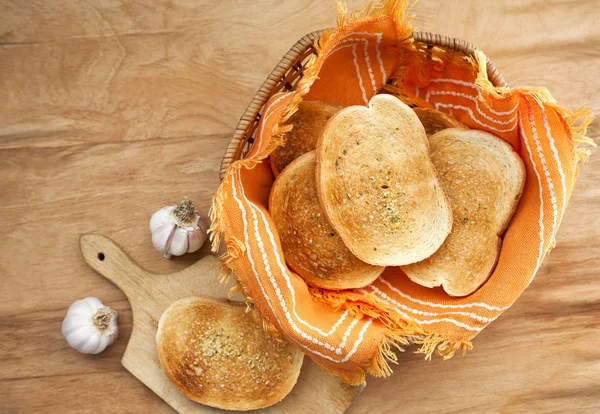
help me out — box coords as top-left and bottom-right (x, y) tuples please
(219, 31), (508, 180)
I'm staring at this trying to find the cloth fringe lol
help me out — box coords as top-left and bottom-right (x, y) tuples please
(335, 0), (413, 28)
(412, 334), (473, 360)
(312, 320), (472, 386)
(309, 286), (472, 372)
(215, 235), (245, 284)
(473, 50), (512, 99)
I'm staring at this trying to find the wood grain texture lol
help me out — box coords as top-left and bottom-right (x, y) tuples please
(1, 0), (598, 413)
(77, 234), (359, 414)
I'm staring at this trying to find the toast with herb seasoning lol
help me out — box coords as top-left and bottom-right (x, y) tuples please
(402, 128), (525, 296)
(157, 297), (304, 410)
(413, 107), (465, 136)
(316, 94), (453, 267)
(269, 151), (384, 289)
(270, 101), (341, 176)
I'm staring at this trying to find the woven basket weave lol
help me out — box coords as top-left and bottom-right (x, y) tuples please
(219, 30), (508, 179)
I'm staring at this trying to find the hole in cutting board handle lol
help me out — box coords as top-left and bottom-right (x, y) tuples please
(98, 252), (105, 261)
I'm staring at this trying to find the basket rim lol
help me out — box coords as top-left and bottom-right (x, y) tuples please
(219, 30), (508, 180)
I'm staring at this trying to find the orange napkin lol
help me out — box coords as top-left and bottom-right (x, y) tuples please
(210, 0), (594, 384)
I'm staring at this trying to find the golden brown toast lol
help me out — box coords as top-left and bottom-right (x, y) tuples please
(413, 107), (465, 136)
(316, 94), (453, 267)
(269, 151), (384, 289)
(402, 128), (525, 296)
(270, 101), (341, 176)
(157, 297), (303, 410)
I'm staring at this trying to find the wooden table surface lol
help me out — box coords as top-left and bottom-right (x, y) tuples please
(1, 1), (598, 413)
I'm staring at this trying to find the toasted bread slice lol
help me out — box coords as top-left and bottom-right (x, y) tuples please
(270, 101), (341, 176)
(402, 128), (525, 296)
(157, 297), (304, 410)
(269, 151), (384, 289)
(316, 94), (453, 266)
(413, 107), (464, 136)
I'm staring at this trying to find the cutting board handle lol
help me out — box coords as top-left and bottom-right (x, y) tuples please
(80, 234), (151, 299)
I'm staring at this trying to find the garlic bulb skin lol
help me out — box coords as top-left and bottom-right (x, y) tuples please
(61, 297), (118, 354)
(149, 199), (208, 258)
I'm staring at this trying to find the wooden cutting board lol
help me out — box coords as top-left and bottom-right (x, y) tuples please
(80, 233), (362, 414)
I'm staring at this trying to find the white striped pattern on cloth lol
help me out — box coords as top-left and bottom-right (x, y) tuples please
(366, 289), (485, 332)
(536, 100), (567, 225)
(425, 90), (518, 125)
(251, 92), (290, 156)
(526, 100), (558, 247)
(350, 45), (368, 104)
(232, 171), (342, 362)
(520, 99), (561, 289)
(378, 277), (510, 311)
(364, 286), (499, 323)
(519, 112), (545, 272)
(325, 32), (387, 104)
(428, 78), (518, 116)
(232, 171), (339, 361)
(325, 32), (386, 85)
(326, 43), (368, 104)
(328, 38), (377, 93)
(434, 103), (517, 133)
(231, 169), (372, 363)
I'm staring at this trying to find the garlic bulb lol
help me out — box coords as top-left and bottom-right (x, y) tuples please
(150, 199), (208, 258)
(61, 297), (118, 354)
